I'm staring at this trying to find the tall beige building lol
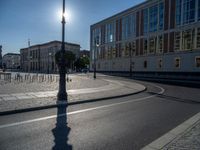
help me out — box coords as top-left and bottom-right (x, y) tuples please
(20, 41), (80, 73)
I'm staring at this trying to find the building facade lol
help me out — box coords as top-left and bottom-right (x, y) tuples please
(0, 46), (2, 68)
(90, 0), (200, 78)
(20, 41), (80, 73)
(2, 53), (20, 69)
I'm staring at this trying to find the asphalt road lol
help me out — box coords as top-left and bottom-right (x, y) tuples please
(0, 77), (200, 150)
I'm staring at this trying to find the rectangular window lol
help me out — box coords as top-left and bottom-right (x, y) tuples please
(197, 28), (200, 48)
(122, 14), (136, 40)
(112, 45), (116, 58)
(121, 43), (125, 57)
(144, 39), (148, 55)
(159, 2), (164, 30)
(125, 43), (130, 57)
(176, 0), (182, 25)
(198, 0), (200, 20)
(105, 23), (114, 43)
(144, 60), (147, 68)
(109, 46), (112, 59)
(182, 29), (195, 50)
(149, 37), (157, 53)
(143, 9), (148, 34)
(157, 35), (163, 53)
(149, 5), (158, 32)
(183, 0), (196, 24)
(174, 32), (181, 50)
(196, 57), (200, 67)
(158, 59), (163, 69)
(175, 57), (181, 68)
(105, 46), (108, 59)
(132, 41), (136, 56)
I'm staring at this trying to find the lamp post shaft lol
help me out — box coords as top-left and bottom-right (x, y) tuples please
(57, 0), (67, 101)
(130, 47), (132, 77)
(94, 43), (96, 79)
(93, 37), (99, 79)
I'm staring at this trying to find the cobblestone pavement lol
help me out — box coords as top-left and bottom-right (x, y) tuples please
(0, 74), (108, 94)
(163, 120), (200, 150)
(0, 73), (146, 113)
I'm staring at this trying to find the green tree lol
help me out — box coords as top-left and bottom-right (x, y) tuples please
(75, 56), (90, 70)
(55, 50), (76, 69)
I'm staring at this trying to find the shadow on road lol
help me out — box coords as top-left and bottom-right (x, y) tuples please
(146, 91), (200, 104)
(52, 104), (72, 150)
(157, 94), (200, 104)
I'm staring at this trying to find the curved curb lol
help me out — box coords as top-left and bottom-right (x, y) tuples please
(0, 87), (146, 116)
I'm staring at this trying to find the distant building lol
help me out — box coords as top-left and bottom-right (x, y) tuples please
(80, 50), (90, 58)
(20, 40), (80, 73)
(2, 53), (20, 69)
(0, 45), (2, 68)
(90, 0), (200, 79)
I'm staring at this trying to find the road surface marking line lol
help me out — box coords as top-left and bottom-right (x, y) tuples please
(0, 84), (164, 129)
(141, 112), (200, 150)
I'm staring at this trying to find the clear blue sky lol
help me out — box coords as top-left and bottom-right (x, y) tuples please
(0, 0), (144, 55)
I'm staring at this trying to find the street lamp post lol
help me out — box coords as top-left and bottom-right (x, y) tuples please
(93, 37), (99, 79)
(48, 52), (52, 74)
(129, 44), (132, 77)
(57, 0), (67, 101)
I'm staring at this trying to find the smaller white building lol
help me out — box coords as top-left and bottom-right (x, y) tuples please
(2, 53), (20, 69)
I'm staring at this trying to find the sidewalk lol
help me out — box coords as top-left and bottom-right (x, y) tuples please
(142, 112), (200, 150)
(0, 74), (146, 115)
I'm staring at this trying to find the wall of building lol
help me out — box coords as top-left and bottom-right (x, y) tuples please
(90, 0), (200, 76)
(2, 53), (20, 69)
(20, 41), (80, 73)
(94, 50), (200, 72)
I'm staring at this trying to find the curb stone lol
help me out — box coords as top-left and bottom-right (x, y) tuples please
(0, 87), (146, 116)
(142, 112), (200, 150)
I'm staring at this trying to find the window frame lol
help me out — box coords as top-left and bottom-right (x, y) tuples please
(144, 60), (147, 69)
(196, 28), (200, 48)
(157, 35), (163, 53)
(157, 58), (163, 69)
(182, 29), (195, 51)
(174, 31), (182, 51)
(195, 56), (200, 68)
(174, 57), (181, 68)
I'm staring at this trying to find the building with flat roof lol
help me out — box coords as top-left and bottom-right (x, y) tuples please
(20, 40), (80, 73)
(90, 0), (200, 79)
(2, 53), (20, 69)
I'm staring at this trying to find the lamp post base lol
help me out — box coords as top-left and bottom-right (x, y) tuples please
(57, 91), (68, 101)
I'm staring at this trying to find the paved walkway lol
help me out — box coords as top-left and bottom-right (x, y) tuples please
(0, 74), (146, 114)
(163, 120), (200, 150)
(142, 112), (200, 150)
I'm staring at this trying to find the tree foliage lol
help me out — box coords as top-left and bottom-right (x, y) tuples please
(55, 50), (76, 68)
(75, 56), (90, 70)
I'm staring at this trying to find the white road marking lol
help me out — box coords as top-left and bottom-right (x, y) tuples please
(0, 84), (165, 129)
